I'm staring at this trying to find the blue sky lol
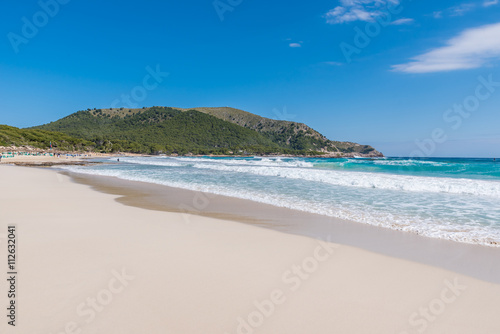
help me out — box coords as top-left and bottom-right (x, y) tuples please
(1, 0), (500, 157)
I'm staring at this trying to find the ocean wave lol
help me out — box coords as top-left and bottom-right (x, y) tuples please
(175, 157), (314, 168)
(116, 157), (185, 167)
(189, 163), (500, 198)
(60, 165), (500, 247)
(115, 156), (314, 168)
(105, 157), (500, 198)
(343, 158), (448, 167)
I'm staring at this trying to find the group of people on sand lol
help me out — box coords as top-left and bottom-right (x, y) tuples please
(0, 151), (94, 160)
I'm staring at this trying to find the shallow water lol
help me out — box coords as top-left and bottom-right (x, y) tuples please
(62, 156), (500, 246)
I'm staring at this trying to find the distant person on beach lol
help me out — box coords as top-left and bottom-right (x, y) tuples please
(0, 154), (2, 162)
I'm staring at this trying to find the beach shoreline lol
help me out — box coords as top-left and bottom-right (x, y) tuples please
(4, 154), (500, 282)
(1, 164), (500, 333)
(63, 168), (500, 284)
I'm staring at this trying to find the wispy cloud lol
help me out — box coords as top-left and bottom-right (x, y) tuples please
(431, 1), (498, 18)
(324, 61), (344, 66)
(391, 18), (414, 25)
(432, 11), (443, 19)
(393, 22), (500, 73)
(449, 3), (476, 16)
(483, 0), (499, 6)
(325, 0), (400, 24)
(289, 42), (302, 48)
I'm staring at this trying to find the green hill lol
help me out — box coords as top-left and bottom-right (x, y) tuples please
(180, 107), (380, 155)
(0, 125), (94, 151)
(31, 106), (383, 156)
(33, 107), (285, 155)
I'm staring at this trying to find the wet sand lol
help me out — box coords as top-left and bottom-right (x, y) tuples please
(66, 170), (500, 284)
(1, 165), (500, 334)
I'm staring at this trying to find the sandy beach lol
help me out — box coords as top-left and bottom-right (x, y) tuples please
(1, 164), (500, 334)
(68, 171), (500, 284)
(0, 151), (112, 165)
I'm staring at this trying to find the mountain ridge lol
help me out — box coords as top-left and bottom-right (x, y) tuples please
(175, 107), (380, 155)
(29, 106), (383, 157)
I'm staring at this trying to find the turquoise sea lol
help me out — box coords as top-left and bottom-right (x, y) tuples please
(63, 156), (500, 246)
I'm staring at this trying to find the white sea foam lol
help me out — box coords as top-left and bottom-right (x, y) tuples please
(60, 157), (500, 247)
(117, 157), (185, 167)
(370, 159), (448, 166)
(173, 157), (314, 168)
(188, 163), (500, 199)
(114, 156), (314, 168)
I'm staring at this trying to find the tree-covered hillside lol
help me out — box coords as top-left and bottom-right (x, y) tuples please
(31, 106), (383, 156)
(33, 107), (303, 155)
(182, 107), (380, 155)
(0, 125), (94, 151)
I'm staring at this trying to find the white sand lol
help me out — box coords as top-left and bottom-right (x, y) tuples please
(0, 155), (81, 163)
(0, 153), (109, 164)
(0, 165), (499, 334)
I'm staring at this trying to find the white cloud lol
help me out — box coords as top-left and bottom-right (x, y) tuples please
(390, 18), (415, 25)
(449, 3), (476, 16)
(393, 22), (500, 73)
(324, 61), (344, 66)
(483, 0), (499, 6)
(289, 43), (302, 48)
(431, 1), (497, 18)
(432, 11), (443, 19)
(325, 0), (400, 24)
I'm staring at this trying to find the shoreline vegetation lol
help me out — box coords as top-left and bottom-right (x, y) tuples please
(1, 106), (384, 158)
